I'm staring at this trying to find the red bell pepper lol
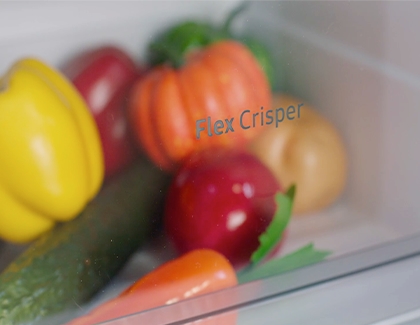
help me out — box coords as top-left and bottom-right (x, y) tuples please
(62, 45), (142, 178)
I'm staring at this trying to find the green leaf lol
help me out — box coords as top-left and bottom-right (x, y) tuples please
(238, 243), (332, 284)
(250, 185), (296, 266)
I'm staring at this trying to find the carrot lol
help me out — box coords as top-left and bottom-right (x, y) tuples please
(65, 249), (237, 325)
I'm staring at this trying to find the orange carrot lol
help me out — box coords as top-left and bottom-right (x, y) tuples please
(66, 249), (237, 325)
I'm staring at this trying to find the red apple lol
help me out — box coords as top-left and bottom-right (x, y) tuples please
(164, 148), (283, 267)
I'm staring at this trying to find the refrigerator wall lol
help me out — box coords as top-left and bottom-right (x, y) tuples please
(243, 1), (420, 256)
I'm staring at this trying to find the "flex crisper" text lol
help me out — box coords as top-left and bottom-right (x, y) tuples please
(195, 103), (304, 139)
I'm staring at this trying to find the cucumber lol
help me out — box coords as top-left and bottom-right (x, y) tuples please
(0, 156), (170, 325)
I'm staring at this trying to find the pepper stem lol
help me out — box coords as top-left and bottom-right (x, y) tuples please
(222, 1), (251, 34)
(149, 43), (185, 68)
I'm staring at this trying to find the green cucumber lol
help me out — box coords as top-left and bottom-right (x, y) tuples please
(0, 156), (170, 325)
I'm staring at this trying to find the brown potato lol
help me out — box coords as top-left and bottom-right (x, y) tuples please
(248, 94), (348, 215)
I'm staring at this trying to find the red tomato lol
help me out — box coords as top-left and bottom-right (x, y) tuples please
(128, 40), (271, 172)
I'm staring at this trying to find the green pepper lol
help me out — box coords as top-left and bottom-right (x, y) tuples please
(148, 3), (276, 89)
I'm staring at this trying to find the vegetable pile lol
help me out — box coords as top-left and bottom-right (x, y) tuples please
(63, 187), (330, 325)
(0, 3), (348, 325)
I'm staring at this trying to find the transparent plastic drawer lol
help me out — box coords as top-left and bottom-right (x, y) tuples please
(0, 1), (419, 325)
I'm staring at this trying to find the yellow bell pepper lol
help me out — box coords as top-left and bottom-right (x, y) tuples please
(0, 58), (104, 243)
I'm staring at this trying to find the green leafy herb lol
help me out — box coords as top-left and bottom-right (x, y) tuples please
(238, 243), (332, 284)
(237, 184), (332, 283)
(250, 185), (296, 266)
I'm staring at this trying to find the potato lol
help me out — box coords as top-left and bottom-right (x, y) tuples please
(248, 94), (348, 215)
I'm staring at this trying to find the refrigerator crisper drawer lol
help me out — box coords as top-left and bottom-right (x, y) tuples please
(1, 1), (420, 325)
